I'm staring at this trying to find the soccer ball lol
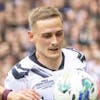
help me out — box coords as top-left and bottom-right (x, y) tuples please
(54, 70), (98, 100)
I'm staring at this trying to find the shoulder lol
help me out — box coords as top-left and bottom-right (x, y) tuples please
(62, 48), (86, 63)
(11, 56), (35, 79)
(62, 48), (81, 56)
(62, 48), (87, 71)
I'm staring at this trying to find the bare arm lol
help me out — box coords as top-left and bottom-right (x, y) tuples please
(0, 85), (41, 100)
(0, 85), (5, 100)
(7, 89), (41, 100)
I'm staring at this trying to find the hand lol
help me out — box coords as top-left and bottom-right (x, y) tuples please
(7, 89), (42, 100)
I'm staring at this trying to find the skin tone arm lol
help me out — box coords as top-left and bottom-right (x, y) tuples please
(0, 85), (5, 100)
(0, 85), (41, 100)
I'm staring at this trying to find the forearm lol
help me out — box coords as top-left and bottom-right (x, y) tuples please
(0, 85), (13, 100)
(0, 85), (5, 100)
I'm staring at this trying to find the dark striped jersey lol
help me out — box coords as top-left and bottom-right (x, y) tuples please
(4, 48), (86, 100)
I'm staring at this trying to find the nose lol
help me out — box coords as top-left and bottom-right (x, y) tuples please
(51, 35), (58, 45)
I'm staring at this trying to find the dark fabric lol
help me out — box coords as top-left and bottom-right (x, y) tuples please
(2, 89), (12, 100)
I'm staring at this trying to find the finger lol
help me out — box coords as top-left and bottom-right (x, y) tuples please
(20, 90), (41, 100)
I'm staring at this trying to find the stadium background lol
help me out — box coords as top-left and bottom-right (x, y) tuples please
(0, 0), (100, 99)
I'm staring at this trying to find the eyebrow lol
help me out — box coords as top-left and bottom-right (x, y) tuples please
(41, 29), (63, 34)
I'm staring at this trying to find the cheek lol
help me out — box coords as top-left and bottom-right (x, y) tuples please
(39, 38), (49, 46)
(58, 36), (64, 43)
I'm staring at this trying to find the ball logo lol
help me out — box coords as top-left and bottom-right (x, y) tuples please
(79, 78), (93, 100)
(58, 81), (71, 93)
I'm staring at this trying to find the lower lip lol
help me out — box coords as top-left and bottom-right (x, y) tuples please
(49, 49), (59, 52)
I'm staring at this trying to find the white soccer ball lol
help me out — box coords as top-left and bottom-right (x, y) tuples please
(54, 70), (98, 100)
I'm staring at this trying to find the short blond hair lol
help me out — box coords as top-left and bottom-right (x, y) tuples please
(28, 7), (63, 30)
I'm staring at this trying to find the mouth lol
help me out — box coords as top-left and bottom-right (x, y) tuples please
(49, 48), (59, 51)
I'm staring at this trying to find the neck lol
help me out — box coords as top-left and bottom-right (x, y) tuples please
(36, 53), (62, 70)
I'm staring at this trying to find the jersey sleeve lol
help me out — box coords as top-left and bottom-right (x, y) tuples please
(4, 65), (29, 91)
(76, 53), (87, 71)
(62, 48), (87, 71)
(76, 50), (87, 71)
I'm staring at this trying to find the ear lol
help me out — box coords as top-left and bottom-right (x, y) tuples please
(28, 31), (34, 42)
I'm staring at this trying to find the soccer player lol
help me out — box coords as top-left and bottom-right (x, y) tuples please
(4, 7), (86, 100)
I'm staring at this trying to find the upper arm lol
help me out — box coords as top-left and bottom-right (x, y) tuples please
(4, 68), (28, 91)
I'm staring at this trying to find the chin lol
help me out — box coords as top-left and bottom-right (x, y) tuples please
(48, 53), (60, 59)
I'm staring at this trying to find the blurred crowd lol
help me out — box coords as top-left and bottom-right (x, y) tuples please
(0, 0), (100, 98)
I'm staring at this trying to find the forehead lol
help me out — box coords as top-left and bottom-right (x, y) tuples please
(35, 17), (63, 33)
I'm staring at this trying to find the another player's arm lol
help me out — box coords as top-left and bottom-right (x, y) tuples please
(0, 85), (5, 100)
(7, 89), (41, 100)
(0, 85), (42, 100)
(0, 85), (13, 100)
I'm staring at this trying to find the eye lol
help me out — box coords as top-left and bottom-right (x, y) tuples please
(42, 32), (52, 38)
(56, 30), (63, 37)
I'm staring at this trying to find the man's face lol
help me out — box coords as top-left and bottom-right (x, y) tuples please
(31, 17), (64, 59)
